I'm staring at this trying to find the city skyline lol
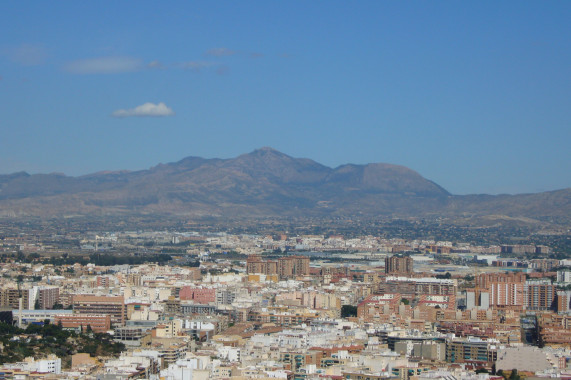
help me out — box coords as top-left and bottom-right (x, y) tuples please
(1, 2), (570, 195)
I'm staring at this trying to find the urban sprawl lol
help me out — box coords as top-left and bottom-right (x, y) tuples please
(0, 230), (570, 379)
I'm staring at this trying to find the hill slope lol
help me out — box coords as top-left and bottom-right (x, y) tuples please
(0, 147), (568, 225)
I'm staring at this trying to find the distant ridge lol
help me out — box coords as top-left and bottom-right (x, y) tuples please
(0, 147), (569, 225)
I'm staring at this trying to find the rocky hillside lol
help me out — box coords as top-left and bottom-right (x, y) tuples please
(0, 147), (568, 225)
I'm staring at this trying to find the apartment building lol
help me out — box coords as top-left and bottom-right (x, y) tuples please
(179, 286), (216, 303)
(247, 254), (310, 279)
(72, 295), (126, 327)
(556, 290), (571, 314)
(0, 288), (29, 310)
(55, 314), (111, 333)
(446, 337), (497, 364)
(382, 277), (457, 296)
(475, 272), (525, 310)
(385, 255), (413, 275)
(34, 286), (60, 310)
(525, 280), (556, 311)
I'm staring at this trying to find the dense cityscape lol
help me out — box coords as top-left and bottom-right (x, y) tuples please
(0, 222), (570, 379)
(2, 2), (570, 380)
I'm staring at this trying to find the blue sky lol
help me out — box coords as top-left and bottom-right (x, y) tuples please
(0, 2), (569, 195)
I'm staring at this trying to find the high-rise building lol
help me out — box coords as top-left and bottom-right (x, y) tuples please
(557, 270), (571, 284)
(385, 255), (413, 275)
(247, 255), (309, 279)
(0, 288), (29, 309)
(556, 291), (571, 314)
(36, 287), (60, 310)
(28, 286), (60, 310)
(246, 255), (278, 275)
(525, 280), (556, 311)
(278, 256), (310, 278)
(476, 273), (525, 310)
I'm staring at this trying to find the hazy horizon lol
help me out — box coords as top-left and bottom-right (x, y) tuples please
(1, 2), (569, 195)
(1, 146), (569, 196)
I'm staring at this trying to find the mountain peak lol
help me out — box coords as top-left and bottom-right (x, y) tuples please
(256, 146), (279, 152)
(249, 146), (289, 157)
(0, 149), (568, 224)
(236, 147), (299, 166)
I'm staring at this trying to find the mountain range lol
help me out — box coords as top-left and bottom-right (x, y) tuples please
(0, 147), (569, 226)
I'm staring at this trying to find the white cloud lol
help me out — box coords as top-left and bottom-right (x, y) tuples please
(112, 102), (175, 118)
(206, 47), (237, 57)
(64, 57), (142, 74)
(181, 61), (216, 71)
(147, 60), (164, 69)
(5, 44), (47, 66)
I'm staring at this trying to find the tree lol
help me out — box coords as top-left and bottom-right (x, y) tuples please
(508, 369), (520, 380)
(401, 298), (410, 305)
(341, 305), (358, 318)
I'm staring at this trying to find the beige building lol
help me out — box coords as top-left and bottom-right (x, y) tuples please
(72, 294), (126, 326)
(55, 313), (111, 333)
